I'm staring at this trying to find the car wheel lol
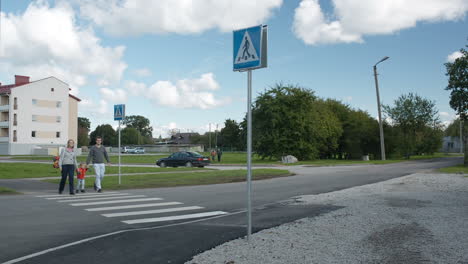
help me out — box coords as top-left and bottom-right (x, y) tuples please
(185, 161), (193, 167)
(198, 166), (204, 168)
(160, 162), (166, 168)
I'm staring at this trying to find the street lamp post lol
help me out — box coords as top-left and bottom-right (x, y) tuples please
(373, 56), (389, 160)
(209, 123), (211, 151)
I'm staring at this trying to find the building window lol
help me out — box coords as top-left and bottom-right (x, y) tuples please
(13, 130), (17, 142)
(56, 116), (61, 123)
(32, 115), (37, 122)
(51, 88), (54, 92)
(56, 132), (60, 138)
(56, 101), (61, 108)
(32, 99), (37, 105)
(13, 114), (17, 126)
(14, 97), (18, 110)
(32, 131), (36, 138)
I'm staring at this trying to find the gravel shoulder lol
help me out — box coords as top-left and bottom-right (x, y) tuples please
(187, 172), (468, 264)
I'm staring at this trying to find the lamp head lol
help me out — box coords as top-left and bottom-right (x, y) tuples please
(375, 56), (390, 66)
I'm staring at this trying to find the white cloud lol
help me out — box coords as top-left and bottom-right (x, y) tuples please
(98, 79), (110, 86)
(151, 121), (225, 138)
(78, 98), (114, 132)
(447, 51), (464, 62)
(99, 88), (127, 103)
(134, 68), (152, 77)
(293, 0), (468, 45)
(293, 0), (361, 45)
(78, 98), (110, 115)
(0, 1), (127, 93)
(440, 111), (450, 117)
(147, 73), (229, 109)
(125, 80), (147, 96)
(78, 0), (282, 36)
(152, 122), (179, 138)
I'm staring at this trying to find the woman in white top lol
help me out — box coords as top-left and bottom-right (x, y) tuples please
(59, 139), (79, 195)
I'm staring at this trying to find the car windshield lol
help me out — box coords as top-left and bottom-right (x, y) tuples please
(188, 152), (203, 157)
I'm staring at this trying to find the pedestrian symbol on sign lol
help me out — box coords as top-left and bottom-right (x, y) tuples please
(114, 104), (125, 121)
(235, 31), (259, 64)
(115, 107), (122, 117)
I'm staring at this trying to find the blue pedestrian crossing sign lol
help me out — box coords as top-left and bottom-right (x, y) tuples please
(114, 104), (125, 121)
(233, 25), (268, 71)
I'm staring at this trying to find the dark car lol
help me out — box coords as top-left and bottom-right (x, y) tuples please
(156, 151), (210, 168)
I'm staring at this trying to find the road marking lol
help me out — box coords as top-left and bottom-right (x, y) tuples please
(2, 211), (240, 264)
(122, 211), (228, 224)
(102, 206), (203, 217)
(36, 192), (120, 198)
(86, 202), (183, 211)
(58, 195), (146, 202)
(46, 193), (130, 200)
(70, 198), (163, 206)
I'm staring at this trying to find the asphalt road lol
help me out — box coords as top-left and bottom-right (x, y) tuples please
(0, 157), (462, 264)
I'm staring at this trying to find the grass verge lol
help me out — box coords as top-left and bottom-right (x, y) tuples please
(438, 165), (468, 174)
(9, 152), (461, 166)
(43, 169), (293, 190)
(0, 186), (21, 195)
(0, 163), (213, 179)
(11, 155), (165, 164)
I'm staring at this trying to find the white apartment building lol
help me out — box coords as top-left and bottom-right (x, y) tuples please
(0, 75), (80, 155)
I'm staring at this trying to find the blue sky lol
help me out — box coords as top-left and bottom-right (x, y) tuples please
(0, 0), (467, 137)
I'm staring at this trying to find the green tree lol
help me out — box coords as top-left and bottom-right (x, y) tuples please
(445, 45), (467, 165)
(220, 119), (242, 151)
(251, 84), (342, 160)
(90, 124), (117, 146)
(122, 115), (154, 143)
(323, 99), (380, 159)
(190, 132), (214, 150)
(78, 117), (91, 130)
(121, 127), (142, 145)
(383, 93), (442, 158)
(77, 117), (90, 147)
(445, 118), (468, 138)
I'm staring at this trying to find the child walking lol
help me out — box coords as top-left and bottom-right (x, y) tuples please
(76, 162), (88, 193)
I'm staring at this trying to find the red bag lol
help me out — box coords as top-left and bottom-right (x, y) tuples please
(53, 156), (60, 169)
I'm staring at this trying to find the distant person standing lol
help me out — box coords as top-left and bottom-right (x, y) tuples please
(211, 149), (217, 162)
(217, 148), (223, 162)
(59, 139), (79, 195)
(86, 136), (110, 193)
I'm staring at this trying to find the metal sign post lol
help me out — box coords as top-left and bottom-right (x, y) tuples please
(233, 25), (267, 241)
(118, 120), (121, 185)
(114, 104), (125, 185)
(246, 69), (253, 238)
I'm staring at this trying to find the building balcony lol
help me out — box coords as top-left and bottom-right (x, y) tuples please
(0, 121), (9, 128)
(0, 137), (8, 142)
(0, 104), (9, 112)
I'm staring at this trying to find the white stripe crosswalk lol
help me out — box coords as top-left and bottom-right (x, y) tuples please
(101, 206), (203, 218)
(37, 191), (228, 225)
(47, 193), (131, 200)
(85, 202), (183, 212)
(70, 198), (163, 206)
(37, 192), (120, 198)
(58, 195), (146, 202)
(122, 211), (228, 224)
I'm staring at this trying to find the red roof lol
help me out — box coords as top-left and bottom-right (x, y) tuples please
(0, 83), (27, 94)
(69, 94), (81, 102)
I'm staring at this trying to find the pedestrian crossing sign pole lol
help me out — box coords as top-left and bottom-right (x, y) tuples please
(233, 25), (268, 242)
(114, 104), (125, 185)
